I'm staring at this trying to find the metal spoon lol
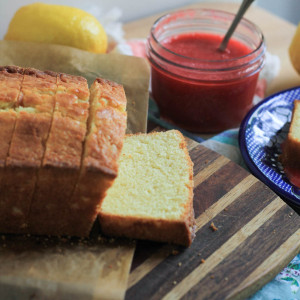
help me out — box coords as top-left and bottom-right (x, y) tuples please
(219, 0), (256, 51)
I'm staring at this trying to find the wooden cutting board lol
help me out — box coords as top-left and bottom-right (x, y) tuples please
(1, 137), (300, 300)
(126, 138), (300, 300)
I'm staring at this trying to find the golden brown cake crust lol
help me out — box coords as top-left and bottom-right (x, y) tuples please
(7, 111), (52, 167)
(99, 214), (194, 247)
(59, 73), (90, 100)
(0, 66), (25, 233)
(1, 67), (58, 233)
(27, 73), (90, 235)
(66, 78), (127, 237)
(85, 106), (126, 174)
(0, 65), (24, 75)
(0, 66), (24, 109)
(0, 66), (24, 165)
(0, 111), (17, 167)
(84, 78), (127, 174)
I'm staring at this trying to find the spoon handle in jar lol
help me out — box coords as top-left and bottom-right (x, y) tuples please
(219, 0), (256, 51)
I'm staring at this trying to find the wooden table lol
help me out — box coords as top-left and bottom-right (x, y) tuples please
(123, 1), (300, 98)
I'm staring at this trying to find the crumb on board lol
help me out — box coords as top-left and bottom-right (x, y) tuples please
(210, 222), (218, 231)
(289, 212), (294, 218)
(200, 258), (205, 264)
(173, 281), (177, 285)
(178, 262), (182, 267)
(172, 249), (179, 255)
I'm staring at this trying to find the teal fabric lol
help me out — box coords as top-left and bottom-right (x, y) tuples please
(210, 129), (240, 147)
(250, 254), (300, 300)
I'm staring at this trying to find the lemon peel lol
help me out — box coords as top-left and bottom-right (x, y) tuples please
(4, 3), (108, 54)
(290, 23), (300, 74)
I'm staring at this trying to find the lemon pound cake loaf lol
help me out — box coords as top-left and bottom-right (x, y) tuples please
(99, 130), (195, 246)
(0, 66), (127, 237)
(280, 100), (300, 187)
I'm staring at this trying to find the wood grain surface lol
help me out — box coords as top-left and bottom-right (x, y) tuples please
(126, 139), (300, 300)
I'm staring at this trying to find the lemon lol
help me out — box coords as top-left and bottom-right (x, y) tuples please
(4, 3), (108, 54)
(289, 23), (300, 74)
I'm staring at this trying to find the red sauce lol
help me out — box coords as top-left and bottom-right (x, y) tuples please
(162, 33), (250, 60)
(150, 32), (260, 133)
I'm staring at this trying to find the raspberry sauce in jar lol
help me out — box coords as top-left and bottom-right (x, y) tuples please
(147, 9), (265, 133)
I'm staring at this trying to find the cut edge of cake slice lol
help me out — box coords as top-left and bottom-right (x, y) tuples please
(98, 130), (195, 247)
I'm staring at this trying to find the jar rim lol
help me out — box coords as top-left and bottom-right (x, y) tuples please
(149, 8), (265, 66)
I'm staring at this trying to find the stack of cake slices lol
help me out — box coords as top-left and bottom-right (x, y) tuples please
(0, 66), (127, 237)
(0, 65), (195, 246)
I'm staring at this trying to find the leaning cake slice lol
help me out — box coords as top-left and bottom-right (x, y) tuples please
(98, 130), (195, 246)
(68, 78), (127, 237)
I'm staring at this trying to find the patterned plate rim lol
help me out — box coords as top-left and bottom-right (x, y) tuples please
(239, 85), (300, 208)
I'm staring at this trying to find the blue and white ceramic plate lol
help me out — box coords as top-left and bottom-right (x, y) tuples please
(239, 86), (300, 207)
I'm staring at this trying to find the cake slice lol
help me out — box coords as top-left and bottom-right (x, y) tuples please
(0, 66), (24, 232)
(65, 78), (127, 237)
(280, 100), (300, 187)
(27, 73), (90, 235)
(1, 68), (58, 233)
(98, 130), (195, 246)
(0, 66), (24, 167)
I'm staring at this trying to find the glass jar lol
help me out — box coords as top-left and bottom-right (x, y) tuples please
(146, 9), (266, 133)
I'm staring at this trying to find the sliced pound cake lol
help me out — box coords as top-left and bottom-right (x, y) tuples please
(68, 78), (127, 237)
(280, 100), (300, 187)
(0, 66), (127, 237)
(98, 130), (195, 246)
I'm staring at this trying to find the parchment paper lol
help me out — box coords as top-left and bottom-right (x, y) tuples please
(0, 40), (150, 133)
(0, 228), (135, 300)
(0, 40), (150, 299)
